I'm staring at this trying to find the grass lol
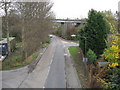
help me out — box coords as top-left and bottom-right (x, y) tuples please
(68, 46), (79, 62)
(40, 42), (49, 48)
(2, 41), (49, 70)
(68, 46), (90, 88)
(2, 47), (39, 70)
(2, 51), (38, 70)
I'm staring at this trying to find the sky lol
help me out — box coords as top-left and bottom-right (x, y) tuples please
(51, 0), (120, 19)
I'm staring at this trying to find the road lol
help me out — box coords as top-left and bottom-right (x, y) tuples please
(2, 36), (81, 88)
(44, 37), (66, 88)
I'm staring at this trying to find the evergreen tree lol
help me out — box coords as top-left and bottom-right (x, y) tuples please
(79, 9), (110, 56)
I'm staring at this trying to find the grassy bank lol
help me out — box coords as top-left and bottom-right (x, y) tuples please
(2, 42), (49, 70)
(68, 46), (90, 88)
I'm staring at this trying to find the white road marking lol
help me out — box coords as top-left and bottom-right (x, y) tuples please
(64, 54), (68, 56)
(43, 45), (56, 88)
(43, 66), (50, 88)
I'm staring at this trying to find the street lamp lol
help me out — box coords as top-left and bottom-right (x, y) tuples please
(79, 36), (88, 62)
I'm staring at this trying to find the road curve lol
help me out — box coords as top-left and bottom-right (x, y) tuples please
(2, 36), (81, 88)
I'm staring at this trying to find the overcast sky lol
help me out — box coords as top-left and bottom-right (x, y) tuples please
(51, 0), (120, 19)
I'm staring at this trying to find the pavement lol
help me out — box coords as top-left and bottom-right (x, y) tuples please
(62, 40), (81, 88)
(2, 46), (48, 88)
(1, 35), (81, 88)
(2, 66), (28, 88)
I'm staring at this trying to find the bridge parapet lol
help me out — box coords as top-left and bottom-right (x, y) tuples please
(53, 19), (87, 24)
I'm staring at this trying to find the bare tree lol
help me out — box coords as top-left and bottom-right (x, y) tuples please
(0, 0), (13, 65)
(17, 2), (55, 59)
(1, 1), (55, 61)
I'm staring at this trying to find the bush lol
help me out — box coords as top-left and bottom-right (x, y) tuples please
(109, 68), (120, 89)
(55, 29), (62, 36)
(87, 49), (97, 65)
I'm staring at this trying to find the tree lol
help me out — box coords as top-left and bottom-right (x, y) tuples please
(0, 0), (15, 66)
(79, 9), (110, 57)
(101, 10), (117, 34)
(17, 2), (55, 59)
(1, 1), (55, 61)
(8, 10), (22, 41)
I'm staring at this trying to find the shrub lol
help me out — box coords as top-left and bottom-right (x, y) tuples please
(101, 36), (119, 63)
(87, 49), (97, 65)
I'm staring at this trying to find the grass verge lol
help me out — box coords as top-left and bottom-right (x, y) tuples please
(68, 46), (79, 62)
(68, 46), (90, 88)
(2, 42), (49, 70)
(2, 48), (39, 70)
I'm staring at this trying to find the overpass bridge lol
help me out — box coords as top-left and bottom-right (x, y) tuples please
(53, 19), (86, 24)
(53, 19), (87, 36)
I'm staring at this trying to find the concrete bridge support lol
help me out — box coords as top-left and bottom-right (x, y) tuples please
(60, 22), (85, 37)
(61, 22), (68, 36)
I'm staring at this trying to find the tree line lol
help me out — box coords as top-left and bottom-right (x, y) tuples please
(0, 1), (55, 64)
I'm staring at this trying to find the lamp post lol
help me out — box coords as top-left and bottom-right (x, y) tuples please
(79, 36), (87, 55)
(79, 36), (88, 62)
